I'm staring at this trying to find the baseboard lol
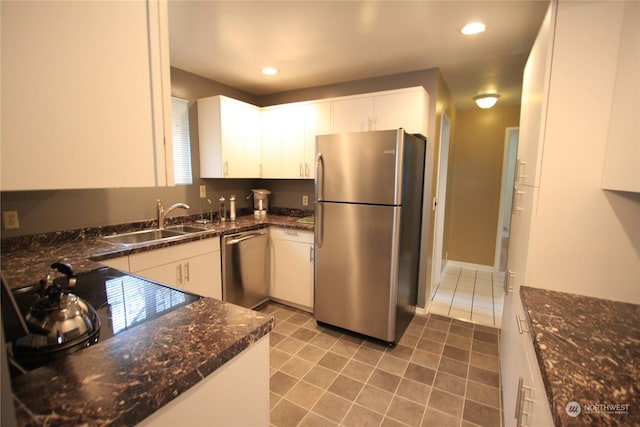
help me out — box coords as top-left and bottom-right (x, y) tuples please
(415, 302), (430, 316)
(446, 260), (497, 272)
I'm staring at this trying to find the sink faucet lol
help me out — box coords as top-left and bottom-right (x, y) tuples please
(156, 199), (190, 230)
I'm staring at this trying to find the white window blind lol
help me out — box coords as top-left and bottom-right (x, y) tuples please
(171, 97), (193, 185)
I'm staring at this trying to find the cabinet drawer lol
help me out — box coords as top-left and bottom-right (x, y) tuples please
(130, 238), (220, 272)
(269, 227), (313, 244)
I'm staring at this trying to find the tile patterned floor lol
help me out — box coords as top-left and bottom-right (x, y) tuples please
(259, 302), (503, 427)
(429, 265), (505, 328)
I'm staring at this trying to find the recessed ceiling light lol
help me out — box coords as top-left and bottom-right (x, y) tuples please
(261, 67), (278, 76)
(461, 22), (486, 35)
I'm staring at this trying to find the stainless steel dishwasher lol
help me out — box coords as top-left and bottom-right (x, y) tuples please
(222, 229), (269, 309)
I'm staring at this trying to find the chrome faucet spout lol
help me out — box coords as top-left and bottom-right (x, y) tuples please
(156, 200), (190, 229)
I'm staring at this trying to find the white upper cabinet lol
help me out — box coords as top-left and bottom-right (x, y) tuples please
(602, 1), (640, 193)
(198, 95), (262, 178)
(513, 6), (555, 189)
(202, 88), (426, 179)
(261, 101), (330, 179)
(331, 87), (429, 136)
(303, 101), (332, 179)
(261, 104), (305, 179)
(1, 0), (172, 190)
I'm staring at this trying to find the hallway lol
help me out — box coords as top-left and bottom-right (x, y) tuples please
(429, 264), (505, 328)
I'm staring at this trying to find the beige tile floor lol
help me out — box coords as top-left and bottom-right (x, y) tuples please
(429, 265), (505, 328)
(258, 302), (502, 427)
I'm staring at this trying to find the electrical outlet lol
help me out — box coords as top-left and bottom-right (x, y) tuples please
(2, 211), (20, 230)
(302, 195), (309, 206)
(199, 185), (207, 198)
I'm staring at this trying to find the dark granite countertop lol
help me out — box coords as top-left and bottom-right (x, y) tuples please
(1, 213), (313, 290)
(0, 212), (311, 426)
(520, 286), (640, 426)
(11, 297), (274, 427)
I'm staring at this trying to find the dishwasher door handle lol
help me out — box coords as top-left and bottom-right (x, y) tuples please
(225, 231), (266, 245)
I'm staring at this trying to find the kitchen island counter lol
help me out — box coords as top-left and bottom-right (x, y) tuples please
(520, 286), (640, 426)
(11, 296), (273, 426)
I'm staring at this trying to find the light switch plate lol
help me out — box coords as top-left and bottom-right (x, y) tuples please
(199, 185), (207, 198)
(2, 211), (20, 230)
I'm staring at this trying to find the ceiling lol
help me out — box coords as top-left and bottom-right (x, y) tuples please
(168, 1), (550, 110)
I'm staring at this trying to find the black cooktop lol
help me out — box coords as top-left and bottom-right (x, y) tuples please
(8, 267), (201, 371)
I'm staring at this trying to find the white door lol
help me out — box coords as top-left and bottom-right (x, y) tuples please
(495, 127), (519, 271)
(431, 114), (451, 293)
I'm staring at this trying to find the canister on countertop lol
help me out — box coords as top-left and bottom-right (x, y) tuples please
(219, 196), (226, 221)
(229, 195), (236, 221)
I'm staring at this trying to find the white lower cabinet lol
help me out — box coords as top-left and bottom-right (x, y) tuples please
(127, 238), (222, 300)
(502, 294), (555, 427)
(269, 227), (314, 312)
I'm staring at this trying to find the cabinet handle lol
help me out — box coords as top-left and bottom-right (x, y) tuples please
(300, 162), (304, 177)
(176, 264), (182, 285)
(513, 190), (525, 214)
(305, 163), (310, 178)
(516, 314), (530, 335)
(517, 159), (527, 184)
(309, 246), (314, 262)
(223, 161), (229, 177)
(505, 269), (515, 294)
(515, 376), (533, 427)
(184, 262), (190, 283)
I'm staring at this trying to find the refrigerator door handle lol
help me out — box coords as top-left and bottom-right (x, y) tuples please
(315, 152), (324, 247)
(315, 152), (324, 201)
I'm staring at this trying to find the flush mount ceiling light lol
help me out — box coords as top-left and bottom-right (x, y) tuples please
(460, 22), (486, 35)
(473, 93), (500, 109)
(261, 67), (278, 76)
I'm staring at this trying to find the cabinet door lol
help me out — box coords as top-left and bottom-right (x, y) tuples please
(331, 96), (374, 133)
(303, 101), (331, 179)
(374, 89), (428, 135)
(220, 97), (261, 178)
(241, 104), (263, 178)
(261, 107), (284, 178)
(271, 240), (313, 310)
(280, 105), (306, 178)
(102, 256), (130, 272)
(182, 251), (222, 300)
(270, 229), (314, 311)
(601, 1), (639, 192)
(516, 4), (556, 187)
(1, 0), (171, 190)
(134, 261), (183, 289)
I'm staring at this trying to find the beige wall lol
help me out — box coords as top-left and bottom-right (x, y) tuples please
(446, 105), (520, 266)
(421, 73), (456, 303)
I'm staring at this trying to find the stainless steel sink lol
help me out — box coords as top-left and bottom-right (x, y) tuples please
(165, 225), (209, 233)
(101, 229), (185, 246)
(101, 223), (211, 247)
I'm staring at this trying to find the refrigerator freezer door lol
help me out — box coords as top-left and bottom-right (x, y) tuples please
(314, 202), (400, 342)
(316, 129), (404, 205)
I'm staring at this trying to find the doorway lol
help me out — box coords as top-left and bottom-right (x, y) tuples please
(495, 127), (519, 271)
(431, 113), (451, 291)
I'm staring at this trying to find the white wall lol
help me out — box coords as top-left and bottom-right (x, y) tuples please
(528, 1), (640, 303)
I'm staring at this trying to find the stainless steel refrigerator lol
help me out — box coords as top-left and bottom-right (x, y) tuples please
(314, 129), (426, 344)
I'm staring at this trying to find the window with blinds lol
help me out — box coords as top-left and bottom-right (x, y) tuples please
(171, 97), (193, 185)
